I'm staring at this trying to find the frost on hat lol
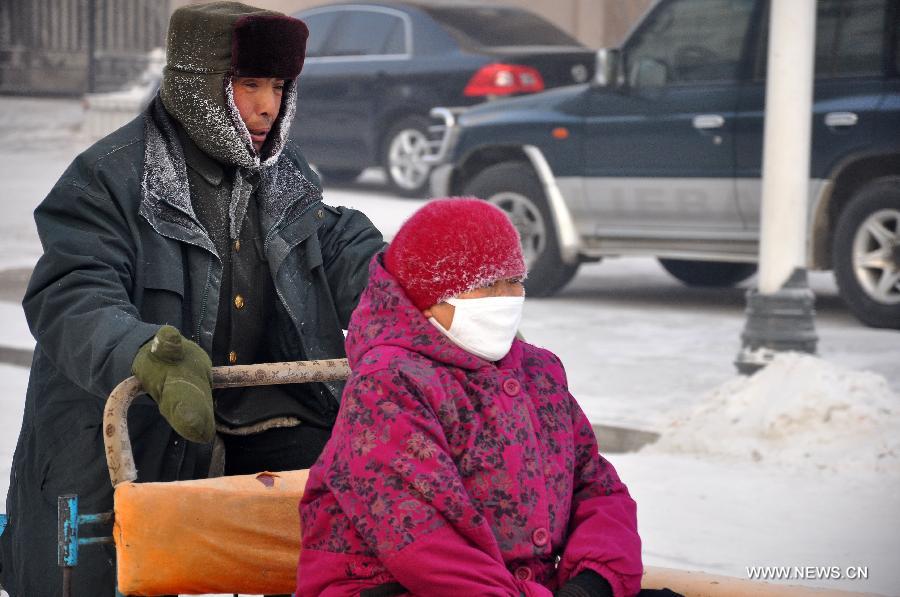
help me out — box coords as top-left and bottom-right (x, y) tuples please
(385, 198), (526, 310)
(160, 2), (308, 169)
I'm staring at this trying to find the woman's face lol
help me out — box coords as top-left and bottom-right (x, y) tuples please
(423, 277), (525, 329)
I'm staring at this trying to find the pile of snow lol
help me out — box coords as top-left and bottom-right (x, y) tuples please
(647, 353), (900, 474)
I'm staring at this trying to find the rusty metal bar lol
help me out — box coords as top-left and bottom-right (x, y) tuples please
(62, 566), (72, 597)
(103, 359), (351, 488)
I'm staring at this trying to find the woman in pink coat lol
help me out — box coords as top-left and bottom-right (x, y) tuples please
(298, 199), (655, 597)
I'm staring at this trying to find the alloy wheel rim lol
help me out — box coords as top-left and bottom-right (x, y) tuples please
(487, 192), (546, 267)
(852, 208), (900, 305)
(388, 128), (431, 190)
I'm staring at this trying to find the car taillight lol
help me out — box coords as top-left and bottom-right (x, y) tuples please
(463, 63), (545, 97)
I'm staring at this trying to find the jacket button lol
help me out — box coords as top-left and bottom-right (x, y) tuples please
(234, 294), (245, 309)
(502, 378), (520, 396)
(514, 566), (532, 581)
(233, 239), (241, 252)
(316, 208), (325, 219)
(228, 351), (237, 364)
(532, 527), (549, 547)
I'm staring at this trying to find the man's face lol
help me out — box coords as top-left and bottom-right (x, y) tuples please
(232, 77), (286, 152)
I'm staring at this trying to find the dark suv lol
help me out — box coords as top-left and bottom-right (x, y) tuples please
(429, 0), (900, 329)
(290, 1), (594, 196)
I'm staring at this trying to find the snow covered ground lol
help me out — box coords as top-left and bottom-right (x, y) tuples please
(1, 97), (899, 596)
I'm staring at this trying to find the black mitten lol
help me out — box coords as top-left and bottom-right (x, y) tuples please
(554, 570), (614, 597)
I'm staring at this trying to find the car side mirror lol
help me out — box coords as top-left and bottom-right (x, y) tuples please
(593, 48), (622, 88)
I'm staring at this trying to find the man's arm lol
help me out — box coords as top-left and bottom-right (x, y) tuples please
(24, 177), (160, 399)
(318, 205), (386, 327)
(284, 139), (385, 327)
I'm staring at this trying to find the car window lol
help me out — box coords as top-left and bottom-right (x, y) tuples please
(422, 6), (581, 47)
(896, 13), (900, 75)
(625, 0), (756, 87)
(896, 8), (900, 75)
(819, 0), (885, 77)
(754, 0), (887, 79)
(302, 11), (340, 58)
(324, 10), (406, 57)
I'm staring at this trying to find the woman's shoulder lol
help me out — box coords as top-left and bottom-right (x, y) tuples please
(516, 340), (570, 388)
(518, 340), (565, 369)
(343, 347), (457, 418)
(351, 345), (444, 386)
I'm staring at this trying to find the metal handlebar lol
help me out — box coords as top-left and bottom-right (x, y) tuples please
(103, 359), (351, 487)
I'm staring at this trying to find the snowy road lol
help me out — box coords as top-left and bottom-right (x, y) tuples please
(1, 97), (898, 595)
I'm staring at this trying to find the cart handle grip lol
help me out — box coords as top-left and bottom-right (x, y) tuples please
(103, 359), (351, 487)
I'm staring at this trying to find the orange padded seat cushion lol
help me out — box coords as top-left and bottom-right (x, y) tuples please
(113, 469), (308, 595)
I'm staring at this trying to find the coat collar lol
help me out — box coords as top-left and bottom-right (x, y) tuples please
(178, 124), (224, 187)
(140, 96), (322, 256)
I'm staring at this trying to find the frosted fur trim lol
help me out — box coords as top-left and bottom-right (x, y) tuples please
(141, 97), (215, 254)
(140, 97), (322, 253)
(224, 77), (256, 165)
(160, 68), (250, 169)
(224, 76), (297, 170)
(263, 78), (297, 167)
(160, 67), (297, 170)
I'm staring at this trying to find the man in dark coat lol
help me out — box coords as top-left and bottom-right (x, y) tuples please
(0, 3), (384, 595)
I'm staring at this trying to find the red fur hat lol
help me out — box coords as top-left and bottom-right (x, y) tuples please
(385, 198), (526, 310)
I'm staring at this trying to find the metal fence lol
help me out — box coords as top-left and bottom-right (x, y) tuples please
(0, 0), (168, 96)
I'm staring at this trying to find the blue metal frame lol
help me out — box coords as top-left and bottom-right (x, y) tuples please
(57, 495), (121, 596)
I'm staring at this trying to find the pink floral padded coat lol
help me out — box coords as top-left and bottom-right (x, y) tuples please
(297, 256), (642, 596)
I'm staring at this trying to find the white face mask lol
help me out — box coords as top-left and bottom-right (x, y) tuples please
(429, 295), (524, 362)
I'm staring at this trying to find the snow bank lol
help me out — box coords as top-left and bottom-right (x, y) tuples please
(647, 353), (900, 474)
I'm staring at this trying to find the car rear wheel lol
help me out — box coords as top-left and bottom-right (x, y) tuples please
(464, 161), (579, 297)
(659, 259), (757, 287)
(318, 168), (363, 184)
(832, 177), (900, 329)
(382, 115), (432, 197)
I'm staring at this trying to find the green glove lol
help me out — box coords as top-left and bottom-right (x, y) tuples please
(132, 325), (215, 443)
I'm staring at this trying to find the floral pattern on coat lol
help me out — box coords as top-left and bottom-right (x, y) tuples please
(297, 254), (642, 597)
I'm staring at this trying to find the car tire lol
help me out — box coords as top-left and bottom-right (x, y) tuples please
(318, 168), (363, 184)
(832, 177), (900, 329)
(382, 115), (433, 197)
(659, 259), (757, 287)
(464, 161), (579, 297)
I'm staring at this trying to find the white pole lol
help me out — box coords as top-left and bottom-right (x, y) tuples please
(757, 0), (817, 294)
(736, 0), (819, 374)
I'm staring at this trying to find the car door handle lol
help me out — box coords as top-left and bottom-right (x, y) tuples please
(692, 114), (725, 130)
(824, 111), (858, 128)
